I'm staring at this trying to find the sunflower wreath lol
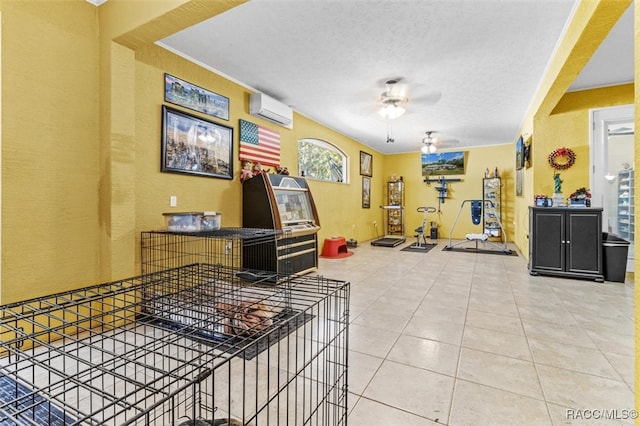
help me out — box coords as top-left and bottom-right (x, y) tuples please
(548, 147), (576, 170)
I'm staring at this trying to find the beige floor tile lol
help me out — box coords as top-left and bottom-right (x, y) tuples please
(521, 318), (597, 349)
(584, 329), (635, 357)
(348, 397), (440, 426)
(387, 334), (460, 376)
(457, 347), (543, 399)
(449, 380), (551, 426)
(347, 350), (383, 395)
(324, 244), (636, 426)
(517, 304), (579, 326)
(528, 338), (621, 379)
(363, 360), (454, 423)
(352, 309), (411, 333)
(602, 351), (634, 390)
(462, 325), (532, 360)
(403, 316), (465, 346)
(348, 323), (399, 358)
(467, 297), (519, 317)
(465, 309), (525, 335)
(413, 303), (468, 325)
(537, 364), (634, 409)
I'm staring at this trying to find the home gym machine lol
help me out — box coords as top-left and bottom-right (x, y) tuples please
(444, 199), (511, 254)
(371, 204), (406, 247)
(409, 206), (437, 249)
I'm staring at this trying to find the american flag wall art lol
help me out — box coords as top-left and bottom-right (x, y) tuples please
(239, 119), (281, 167)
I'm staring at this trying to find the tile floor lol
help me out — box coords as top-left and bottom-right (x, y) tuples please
(314, 239), (635, 425)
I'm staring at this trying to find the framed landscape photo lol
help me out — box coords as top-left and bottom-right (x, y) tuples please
(360, 151), (373, 177)
(161, 105), (233, 179)
(362, 176), (371, 208)
(515, 135), (524, 170)
(421, 151), (466, 176)
(165, 73), (230, 121)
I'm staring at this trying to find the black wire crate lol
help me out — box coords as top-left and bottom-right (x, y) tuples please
(140, 228), (283, 274)
(0, 264), (349, 425)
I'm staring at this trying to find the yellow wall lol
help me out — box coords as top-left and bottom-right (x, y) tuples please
(1, 0), (638, 408)
(1, 1), (101, 303)
(384, 145), (514, 241)
(532, 85), (634, 198)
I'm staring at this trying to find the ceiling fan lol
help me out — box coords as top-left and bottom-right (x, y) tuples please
(421, 131), (438, 153)
(379, 79), (408, 120)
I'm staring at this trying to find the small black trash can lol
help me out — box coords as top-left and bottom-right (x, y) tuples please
(602, 232), (630, 282)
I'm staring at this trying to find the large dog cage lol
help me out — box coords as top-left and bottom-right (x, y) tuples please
(0, 263), (349, 425)
(141, 228), (282, 274)
(141, 228), (308, 280)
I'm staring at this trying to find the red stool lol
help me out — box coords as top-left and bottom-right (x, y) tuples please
(321, 237), (353, 258)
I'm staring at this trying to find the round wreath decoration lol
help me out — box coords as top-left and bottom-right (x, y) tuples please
(548, 147), (576, 170)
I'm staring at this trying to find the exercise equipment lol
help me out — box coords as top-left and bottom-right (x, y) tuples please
(371, 205), (406, 247)
(444, 199), (512, 254)
(410, 206), (437, 249)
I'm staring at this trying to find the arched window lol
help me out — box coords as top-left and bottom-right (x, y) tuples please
(298, 138), (348, 183)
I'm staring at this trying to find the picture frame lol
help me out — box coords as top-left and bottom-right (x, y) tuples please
(362, 176), (371, 208)
(360, 151), (373, 177)
(515, 135), (524, 170)
(516, 168), (523, 197)
(524, 135), (532, 168)
(161, 105), (233, 180)
(421, 151), (466, 176)
(165, 73), (230, 121)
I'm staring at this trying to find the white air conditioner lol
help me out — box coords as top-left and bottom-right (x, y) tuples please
(250, 93), (293, 128)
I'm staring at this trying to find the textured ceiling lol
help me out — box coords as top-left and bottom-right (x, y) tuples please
(158, 0), (633, 154)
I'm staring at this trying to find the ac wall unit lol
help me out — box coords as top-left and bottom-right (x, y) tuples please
(250, 93), (293, 128)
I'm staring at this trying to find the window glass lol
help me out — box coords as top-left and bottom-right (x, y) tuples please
(298, 138), (348, 183)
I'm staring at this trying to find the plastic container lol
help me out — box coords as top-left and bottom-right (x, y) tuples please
(602, 232), (630, 282)
(163, 211), (221, 232)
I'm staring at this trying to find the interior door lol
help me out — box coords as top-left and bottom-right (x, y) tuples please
(590, 105), (634, 272)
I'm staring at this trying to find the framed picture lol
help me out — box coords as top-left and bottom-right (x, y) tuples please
(360, 151), (373, 177)
(524, 135), (532, 168)
(161, 105), (233, 179)
(362, 176), (371, 208)
(516, 168), (523, 197)
(165, 73), (230, 121)
(421, 151), (466, 176)
(515, 135), (524, 170)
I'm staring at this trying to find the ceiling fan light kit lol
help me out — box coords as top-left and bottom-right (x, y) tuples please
(378, 79), (408, 120)
(379, 103), (406, 119)
(421, 131), (438, 153)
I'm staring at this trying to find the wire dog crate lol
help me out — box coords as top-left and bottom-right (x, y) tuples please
(0, 264), (349, 425)
(141, 228), (285, 276)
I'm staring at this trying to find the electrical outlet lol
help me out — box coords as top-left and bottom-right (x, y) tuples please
(170, 196), (177, 207)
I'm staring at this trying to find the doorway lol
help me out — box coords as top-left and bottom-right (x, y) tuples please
(590, 105), (634, 272)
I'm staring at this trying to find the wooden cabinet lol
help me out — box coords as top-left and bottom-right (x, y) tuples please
(528, 207), (603, 281)
(483, 177), (501, 237)
(242, 173), (320, 275)
(386, 180), (404, 236)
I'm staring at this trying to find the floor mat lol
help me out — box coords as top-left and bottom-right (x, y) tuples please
(0, 373), (76, 425)
(442, 246), (518, 256)
(400, 243), (437, 253)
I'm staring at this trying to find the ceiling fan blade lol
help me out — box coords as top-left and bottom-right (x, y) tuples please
(412, 90), (442, 105)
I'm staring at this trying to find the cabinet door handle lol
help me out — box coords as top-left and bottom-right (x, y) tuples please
(561, 240), (565, 243)
(566, 240), (570, 244)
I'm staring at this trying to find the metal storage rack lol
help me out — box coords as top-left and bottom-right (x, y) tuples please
(0, 263), (350, 425)
(482, 177), (502, 237)
(617, 168), (634, 242)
